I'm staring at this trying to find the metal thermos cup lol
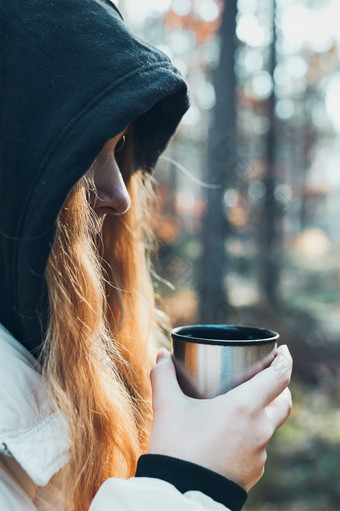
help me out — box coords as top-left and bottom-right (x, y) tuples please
(171, 324), (279, 398)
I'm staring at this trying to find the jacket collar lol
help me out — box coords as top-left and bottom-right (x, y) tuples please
(0, 324), (70, 486)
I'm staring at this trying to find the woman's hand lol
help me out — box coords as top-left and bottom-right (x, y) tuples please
(148, 345), (292, 492)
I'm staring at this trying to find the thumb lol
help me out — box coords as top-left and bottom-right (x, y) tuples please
(150, 349), (182, 411)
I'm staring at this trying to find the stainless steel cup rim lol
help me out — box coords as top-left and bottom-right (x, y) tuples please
(171, 324), (279, 346)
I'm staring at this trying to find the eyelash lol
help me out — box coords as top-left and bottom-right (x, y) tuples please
(115, 135), (126, 154)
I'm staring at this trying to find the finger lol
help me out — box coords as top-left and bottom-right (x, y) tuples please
(266, 387), (293, 431)
(232, 345), (293, 407)
(150, 349), (183, 411)
(275, 344), (293, 367)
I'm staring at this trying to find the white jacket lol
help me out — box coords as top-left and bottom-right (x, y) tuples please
(0, 324), (229, 511)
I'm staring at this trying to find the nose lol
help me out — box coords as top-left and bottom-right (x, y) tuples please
(92, 155), (131, 217)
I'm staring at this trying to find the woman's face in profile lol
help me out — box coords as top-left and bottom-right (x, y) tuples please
(87, 127), (131, 221)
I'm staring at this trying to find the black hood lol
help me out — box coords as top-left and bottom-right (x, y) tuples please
(0, 0), (189, 354)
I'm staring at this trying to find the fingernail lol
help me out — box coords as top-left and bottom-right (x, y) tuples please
(272, 353), (291, 378)
(156, 348), (169, 363)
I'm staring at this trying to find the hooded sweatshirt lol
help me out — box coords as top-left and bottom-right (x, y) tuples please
(0, 0), (189, 355)
(0, 1), (247, 509)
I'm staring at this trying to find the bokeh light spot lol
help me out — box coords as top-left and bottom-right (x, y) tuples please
(172, 0), (192, 17)
(195, 0), (220, 22)
(251, 71), (273, 99)
(276, 99), (295, 120)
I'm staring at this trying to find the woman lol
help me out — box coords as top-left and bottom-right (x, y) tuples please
(0, 1), (292, 510)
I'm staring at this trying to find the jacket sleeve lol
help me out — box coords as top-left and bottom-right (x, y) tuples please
(89, 477), (229, 511)
(89, 455), (247, 511)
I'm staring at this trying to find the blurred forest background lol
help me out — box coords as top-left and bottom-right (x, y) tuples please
(117, 0), (340, 509)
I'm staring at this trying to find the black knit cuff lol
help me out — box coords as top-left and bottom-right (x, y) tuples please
(135, 454), (247, 511)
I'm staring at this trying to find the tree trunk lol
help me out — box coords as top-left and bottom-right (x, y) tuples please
(198, 0), (237, 323)
(259, 0), (280, 305)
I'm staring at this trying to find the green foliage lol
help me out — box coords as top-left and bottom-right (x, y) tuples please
(246, 431), (340, 510)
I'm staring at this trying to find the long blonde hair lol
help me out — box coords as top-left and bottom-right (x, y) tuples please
(42, 136), (166, 509)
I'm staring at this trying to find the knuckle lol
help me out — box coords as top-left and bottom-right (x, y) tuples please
(149, 365), (156, 380)
(251, 415), (273, 448)
(235, 397), (257, 418)
(259, 463), (265, 479)
(260, 448), (268, 466)
(234, 404), (253, 424)
(260, 422), (274, 445)
(149, 364), (160, 384)
(280, 369), (291, 388)
(284, 372), (292, 387)
(244, 450), (267, 490)
(253, 462), (265, 487)
(285, 389), (293, 416)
